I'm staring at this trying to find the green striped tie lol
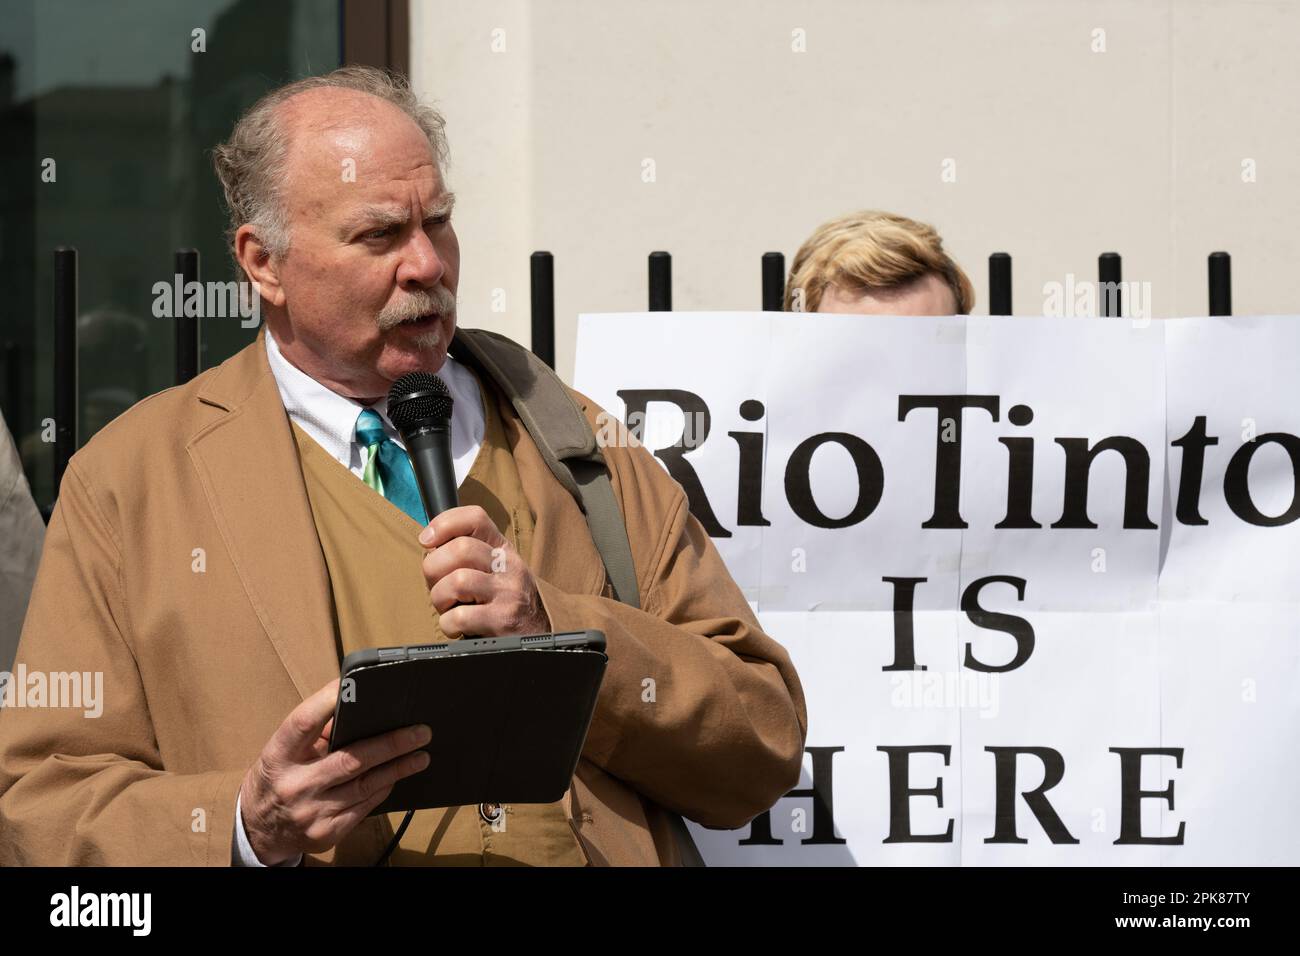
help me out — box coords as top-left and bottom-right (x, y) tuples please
(355, 408), (428, 525)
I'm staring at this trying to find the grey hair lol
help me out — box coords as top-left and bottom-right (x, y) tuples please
(211, 66), (450, 262)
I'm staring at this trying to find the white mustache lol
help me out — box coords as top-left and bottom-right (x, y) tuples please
(376, 286), (457, 331)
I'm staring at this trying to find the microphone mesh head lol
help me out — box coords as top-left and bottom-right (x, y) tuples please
(387, 371), (453, 430)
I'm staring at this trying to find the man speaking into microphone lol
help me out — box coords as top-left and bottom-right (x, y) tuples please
(0, 67), (807, 867)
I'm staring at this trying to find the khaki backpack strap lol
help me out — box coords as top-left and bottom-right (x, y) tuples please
(566, 460), (641, 608)
(449, 328), (641, 608)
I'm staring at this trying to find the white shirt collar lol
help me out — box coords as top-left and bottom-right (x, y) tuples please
(264, 328), (486, 485)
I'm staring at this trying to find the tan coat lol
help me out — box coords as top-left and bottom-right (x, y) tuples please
(0, 326), (808, 866)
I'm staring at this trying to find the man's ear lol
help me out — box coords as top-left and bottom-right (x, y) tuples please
(234, 224), (286, 308)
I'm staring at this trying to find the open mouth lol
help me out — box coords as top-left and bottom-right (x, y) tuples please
(399, 313), (439, 327)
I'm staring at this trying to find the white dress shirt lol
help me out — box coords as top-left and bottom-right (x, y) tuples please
(264, 328), (486, 486)
(233, 329), (485, 867)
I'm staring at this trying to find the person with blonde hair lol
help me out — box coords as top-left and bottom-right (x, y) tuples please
(785, 210), (974, 316)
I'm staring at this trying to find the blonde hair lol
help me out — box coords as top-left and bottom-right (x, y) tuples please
(784, 210), (974, 314)
(212, 66), (449, 260)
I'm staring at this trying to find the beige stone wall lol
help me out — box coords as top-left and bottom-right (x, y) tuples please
(412, 0), (1300, 381)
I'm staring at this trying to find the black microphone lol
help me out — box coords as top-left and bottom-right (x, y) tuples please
(378, 372), (461, 866)
(385, 371), (458, 522)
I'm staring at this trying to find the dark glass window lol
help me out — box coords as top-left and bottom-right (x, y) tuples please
(0, 0), (341, 507)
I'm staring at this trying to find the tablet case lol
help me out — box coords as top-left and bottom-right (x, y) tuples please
(329, 636), (608, 816)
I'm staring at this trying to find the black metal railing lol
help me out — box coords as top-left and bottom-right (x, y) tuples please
(27, 244), (1240, 518)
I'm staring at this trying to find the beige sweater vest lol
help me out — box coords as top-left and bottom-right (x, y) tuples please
(289, 368), (587, 866)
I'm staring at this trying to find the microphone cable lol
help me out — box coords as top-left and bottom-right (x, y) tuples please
(374, 811), (415, 866)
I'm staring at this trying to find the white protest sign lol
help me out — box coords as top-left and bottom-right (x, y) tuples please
(575, 312), (1300, 865)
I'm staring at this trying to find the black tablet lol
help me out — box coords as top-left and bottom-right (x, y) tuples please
(327, 629), (607, 815)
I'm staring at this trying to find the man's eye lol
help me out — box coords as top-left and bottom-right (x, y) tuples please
(424, 215), (451, 229)
(364, 225), (398, 240)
